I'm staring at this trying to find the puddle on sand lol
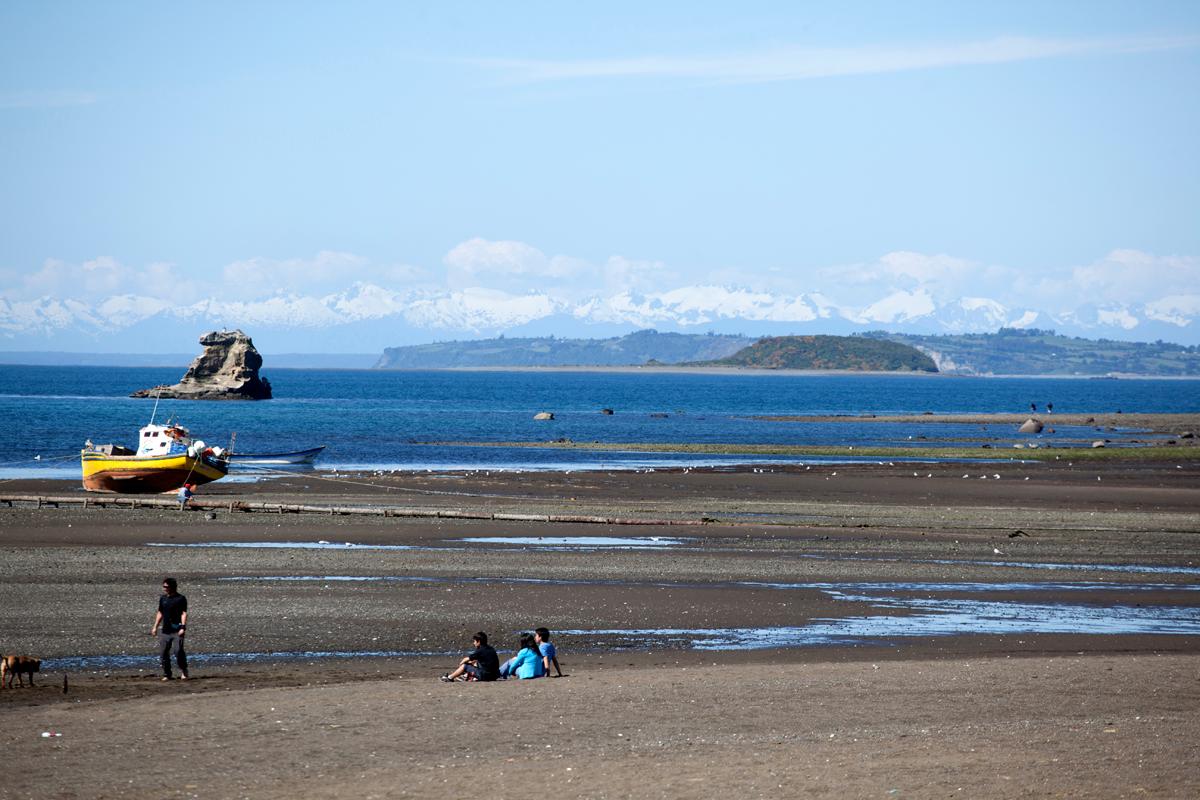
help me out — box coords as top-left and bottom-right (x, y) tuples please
(42, 648), (450, 673)
(146, 537), (688, 552)
(941, 558), (1200, 576)
(147, 541), (434, 551)
(456, 536), (688, 549)
(791, 552), (1200, 577)
(220, 575), (1200, 595)
(565, 596), (1200, 651)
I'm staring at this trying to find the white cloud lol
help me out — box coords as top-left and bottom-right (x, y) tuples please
(1070, 249), (1200, 300)
(1008, 310), (1040, 328)
(1144, 295), (1200, 327)
(444, 238), (585, 283)
(601, 255), (676, 293)
(479, 35), (1199, 85)
(96, 295), (172, 325)
(222, 251), (370, 300)
(1096, 306), (1140, 330)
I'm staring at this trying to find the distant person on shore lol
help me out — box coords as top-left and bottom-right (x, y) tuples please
(1030, 402), (1037, 413)
(177, 483), (194, 510)
(536, 627), (563, 677)
(151, 577), (189, 681)
(498, 634), (545, 679)
(1046, 402), (1054, 414)
(441, 631), (499, 683)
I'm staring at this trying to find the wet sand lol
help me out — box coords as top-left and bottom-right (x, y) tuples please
(2, 458), (1199, 798)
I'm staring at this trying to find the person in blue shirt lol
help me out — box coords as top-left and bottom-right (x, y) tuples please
(535, 627), (563, 677)
(499, 634), (545, 679)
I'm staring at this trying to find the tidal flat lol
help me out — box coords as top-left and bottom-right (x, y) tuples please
(2, 443), (1198, 798)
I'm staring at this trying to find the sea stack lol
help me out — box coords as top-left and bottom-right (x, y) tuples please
(131, 330), (273, 400)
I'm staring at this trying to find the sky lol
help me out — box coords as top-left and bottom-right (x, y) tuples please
(2, 1), (1199, 353)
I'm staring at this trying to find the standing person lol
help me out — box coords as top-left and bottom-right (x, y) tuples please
(535, 627), (563, 677)
(440, 631), (499, 683)
(151, 577), (189, 681)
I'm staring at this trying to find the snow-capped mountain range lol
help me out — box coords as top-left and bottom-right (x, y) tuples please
(2, 282), (1197, 353)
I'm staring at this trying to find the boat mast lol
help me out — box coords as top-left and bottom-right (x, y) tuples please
(148, 386), (163, 427)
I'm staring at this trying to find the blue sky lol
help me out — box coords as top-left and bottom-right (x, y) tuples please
(2, 1), (1199, 352)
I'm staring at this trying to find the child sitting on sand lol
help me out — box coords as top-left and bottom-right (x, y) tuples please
(440, 631), (499, 682)
(536, 627), (563, 677)
(498, 634), (545, 679)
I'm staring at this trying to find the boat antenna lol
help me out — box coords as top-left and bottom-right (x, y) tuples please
(149, 387), (163, 427)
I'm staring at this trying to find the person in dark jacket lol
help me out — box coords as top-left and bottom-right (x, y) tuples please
(440, 631), (499, 682)
(151, 577), (189, 680)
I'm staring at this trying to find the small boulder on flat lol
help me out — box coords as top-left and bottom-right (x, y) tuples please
(1179, 431), (1195, 439)
(533, 412), (555, 421)
(600, 408), (614, 415)
(1018, 418), (1044, 434)
(1091, 440), (1106, 448)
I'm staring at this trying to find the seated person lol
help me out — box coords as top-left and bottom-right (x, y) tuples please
(498, 634), (545, 679)
(536, 627), (563, 677)
(440, 631), (499, 682)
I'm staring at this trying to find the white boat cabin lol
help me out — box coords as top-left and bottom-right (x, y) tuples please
(135, 423), (195, 457)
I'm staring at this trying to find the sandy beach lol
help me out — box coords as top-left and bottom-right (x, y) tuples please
(2, 446), (1199, 798)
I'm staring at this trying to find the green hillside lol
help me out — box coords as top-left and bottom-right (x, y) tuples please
(375, 330), (755, 368)
(710, 335), (938, 372)
(865, 329), (1200, 376)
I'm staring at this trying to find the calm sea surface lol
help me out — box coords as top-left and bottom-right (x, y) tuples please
(1, 366), (1196, 477)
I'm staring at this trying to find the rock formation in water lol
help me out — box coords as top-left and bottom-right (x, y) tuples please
(131, 330), (273, 400)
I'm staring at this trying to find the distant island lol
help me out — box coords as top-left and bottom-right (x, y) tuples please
(375, 328), (1200, 376)
(702, 335), (937, 372)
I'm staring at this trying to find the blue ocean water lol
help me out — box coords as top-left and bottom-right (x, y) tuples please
(0, 366), (1196, 477)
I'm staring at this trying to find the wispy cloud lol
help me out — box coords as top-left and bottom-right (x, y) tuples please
(0, 90), (100, 109)
(477, 35), (1200, 85)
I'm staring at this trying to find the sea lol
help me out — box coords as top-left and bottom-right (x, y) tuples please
(1, 365), (1197, 479)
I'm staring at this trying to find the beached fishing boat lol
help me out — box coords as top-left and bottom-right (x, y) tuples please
(228, 445), (326, 467)
(81, 422), (229, 493)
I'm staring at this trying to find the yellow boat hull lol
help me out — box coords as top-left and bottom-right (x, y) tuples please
(81, 451), (228, 494)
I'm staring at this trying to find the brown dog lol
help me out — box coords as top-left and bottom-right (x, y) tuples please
(1, 655), (41, 688)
